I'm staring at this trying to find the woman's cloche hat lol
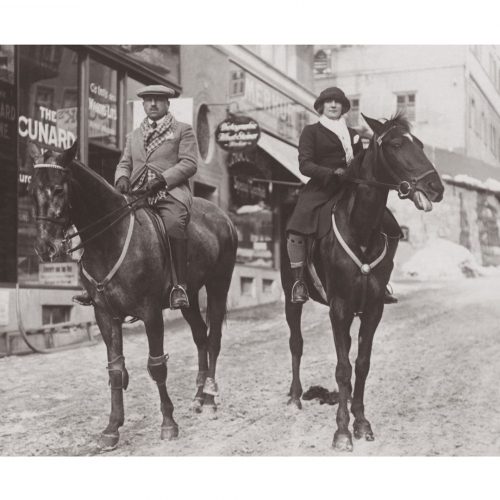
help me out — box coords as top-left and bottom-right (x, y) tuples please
(314, 87), (351, 114)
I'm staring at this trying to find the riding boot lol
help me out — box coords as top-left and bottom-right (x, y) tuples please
(384, 286), (398, 304)
(291, 265), (309, 304)
(72, 289), (93, 306)
(170, 238), (190, 310)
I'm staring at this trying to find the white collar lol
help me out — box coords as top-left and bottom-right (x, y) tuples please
(148, 115), (167, 126)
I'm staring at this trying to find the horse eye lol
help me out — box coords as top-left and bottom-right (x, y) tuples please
(391, 142), (402, 149)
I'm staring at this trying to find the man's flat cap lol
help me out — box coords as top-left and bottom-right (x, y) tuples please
(137, 85), (179, 98)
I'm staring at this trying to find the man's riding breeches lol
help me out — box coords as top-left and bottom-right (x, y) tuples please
(154, 195), (189, 239)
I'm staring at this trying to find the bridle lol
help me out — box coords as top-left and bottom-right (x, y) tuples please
(33, 163), (148, 254)
(349, 125), (437, 199)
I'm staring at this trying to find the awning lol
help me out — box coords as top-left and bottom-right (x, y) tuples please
(257, 132), (308, 184)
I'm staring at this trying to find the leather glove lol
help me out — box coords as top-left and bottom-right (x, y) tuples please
(115, 176), (130, 194)
(146, 177), (166, 195)
(333, 167), (347, 179)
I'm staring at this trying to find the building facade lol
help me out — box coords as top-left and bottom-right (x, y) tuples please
(313, 45), (500, 268)
(0, 45), (316, 352)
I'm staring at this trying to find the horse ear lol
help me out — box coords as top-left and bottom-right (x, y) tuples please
(59, 140), (78, 165)
(361, 114), (385, 136)
(27, 141), (42, 165)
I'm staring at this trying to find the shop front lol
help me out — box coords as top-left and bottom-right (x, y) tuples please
(219, 62), (316, 306)
(0, 45), (181, 350)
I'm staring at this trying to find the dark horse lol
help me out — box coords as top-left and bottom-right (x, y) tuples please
(281, 114), (444, 451)
(30, 142), (238, 450)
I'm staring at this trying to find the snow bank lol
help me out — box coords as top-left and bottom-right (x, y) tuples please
(401, 238), (483, 279)
(442, 173), (500, 193)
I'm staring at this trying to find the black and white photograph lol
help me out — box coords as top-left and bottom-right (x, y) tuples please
(1, 2), (499, 498)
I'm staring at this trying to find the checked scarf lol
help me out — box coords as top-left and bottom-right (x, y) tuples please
(134, 113), (178, 204)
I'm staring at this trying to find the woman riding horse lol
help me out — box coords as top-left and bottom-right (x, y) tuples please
(286, 87), (400, 303)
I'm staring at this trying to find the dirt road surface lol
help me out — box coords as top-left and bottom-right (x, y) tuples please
(1, 276), (500, 456)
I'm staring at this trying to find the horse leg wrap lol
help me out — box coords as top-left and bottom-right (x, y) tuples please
(147, 353), (169, 386)
(203, 377), (219, 396)
(107, 355), (129, 391)
(287, 233), (306, 268)
(196, 370), (208, 388)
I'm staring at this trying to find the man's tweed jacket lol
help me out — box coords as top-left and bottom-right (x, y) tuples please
(114, 121), (198, 209)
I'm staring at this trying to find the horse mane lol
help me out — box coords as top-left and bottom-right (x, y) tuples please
(71, 158), (121, 197)
(382, 111), (412, 133)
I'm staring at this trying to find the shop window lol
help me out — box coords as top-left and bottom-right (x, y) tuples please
(196, 104), (212, 161)
(396, 93), (416, 122)
(17, 45), (79, 286)
(313, 49), (331, 76)
(42, 305), (72, 325)
(240, 277), (255, 297)
(229, 70), (245, 97)
(88, 59), (118, 150)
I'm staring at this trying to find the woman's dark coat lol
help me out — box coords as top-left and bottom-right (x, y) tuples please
(287, 121), (363, 236)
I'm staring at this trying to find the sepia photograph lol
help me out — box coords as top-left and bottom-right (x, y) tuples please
(1, 1), (499, 498)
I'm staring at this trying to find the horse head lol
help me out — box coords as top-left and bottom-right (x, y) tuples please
(362, 113), (444, 211)
(29, 141), (78, 261)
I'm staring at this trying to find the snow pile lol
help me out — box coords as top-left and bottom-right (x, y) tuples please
(402, 238), (482, 279)
(442, 174), (500, 193)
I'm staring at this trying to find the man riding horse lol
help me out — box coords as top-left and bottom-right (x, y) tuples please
(74, 84), (196, 309)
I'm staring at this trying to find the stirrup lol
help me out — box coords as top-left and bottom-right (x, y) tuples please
(170, 285), (190, 310)
(291, 280), (309, 304)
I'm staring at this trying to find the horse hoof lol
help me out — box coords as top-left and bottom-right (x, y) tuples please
(98, 431), (120, 451)
(353, 422), (374, 441)
(191, 398), (203, 414)
(333, 432), (353, 452)
(204, 404), (218, 420)
(203, 377), (219, 396)
(161, 425), (179, 440)
(287, 397), (302, 410)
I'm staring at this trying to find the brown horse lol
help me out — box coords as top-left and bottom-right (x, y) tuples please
(281, 113), (444, 451)
(30, 142), (238, 450)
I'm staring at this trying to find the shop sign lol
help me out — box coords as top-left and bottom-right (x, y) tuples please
(229, 68), (317, 145)
(38, 262), (79, 287)
(89, 81), (117, 140)
(232, 176), (267, 200)
(215, 115), (260, 152)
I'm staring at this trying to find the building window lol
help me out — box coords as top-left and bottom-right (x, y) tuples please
(262, 278), (274, 294)
(396, 93), (416, 122)
(469, 98), (476, 130)
(229, 70), (245, 97)
(313, 49), (331, 76)
(482, 113), (487, 145)
(240, 277), (255, 297)
(196, 104), (211, 161)
(346, 97), (360, 127)
(42, 305), (72, 325)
